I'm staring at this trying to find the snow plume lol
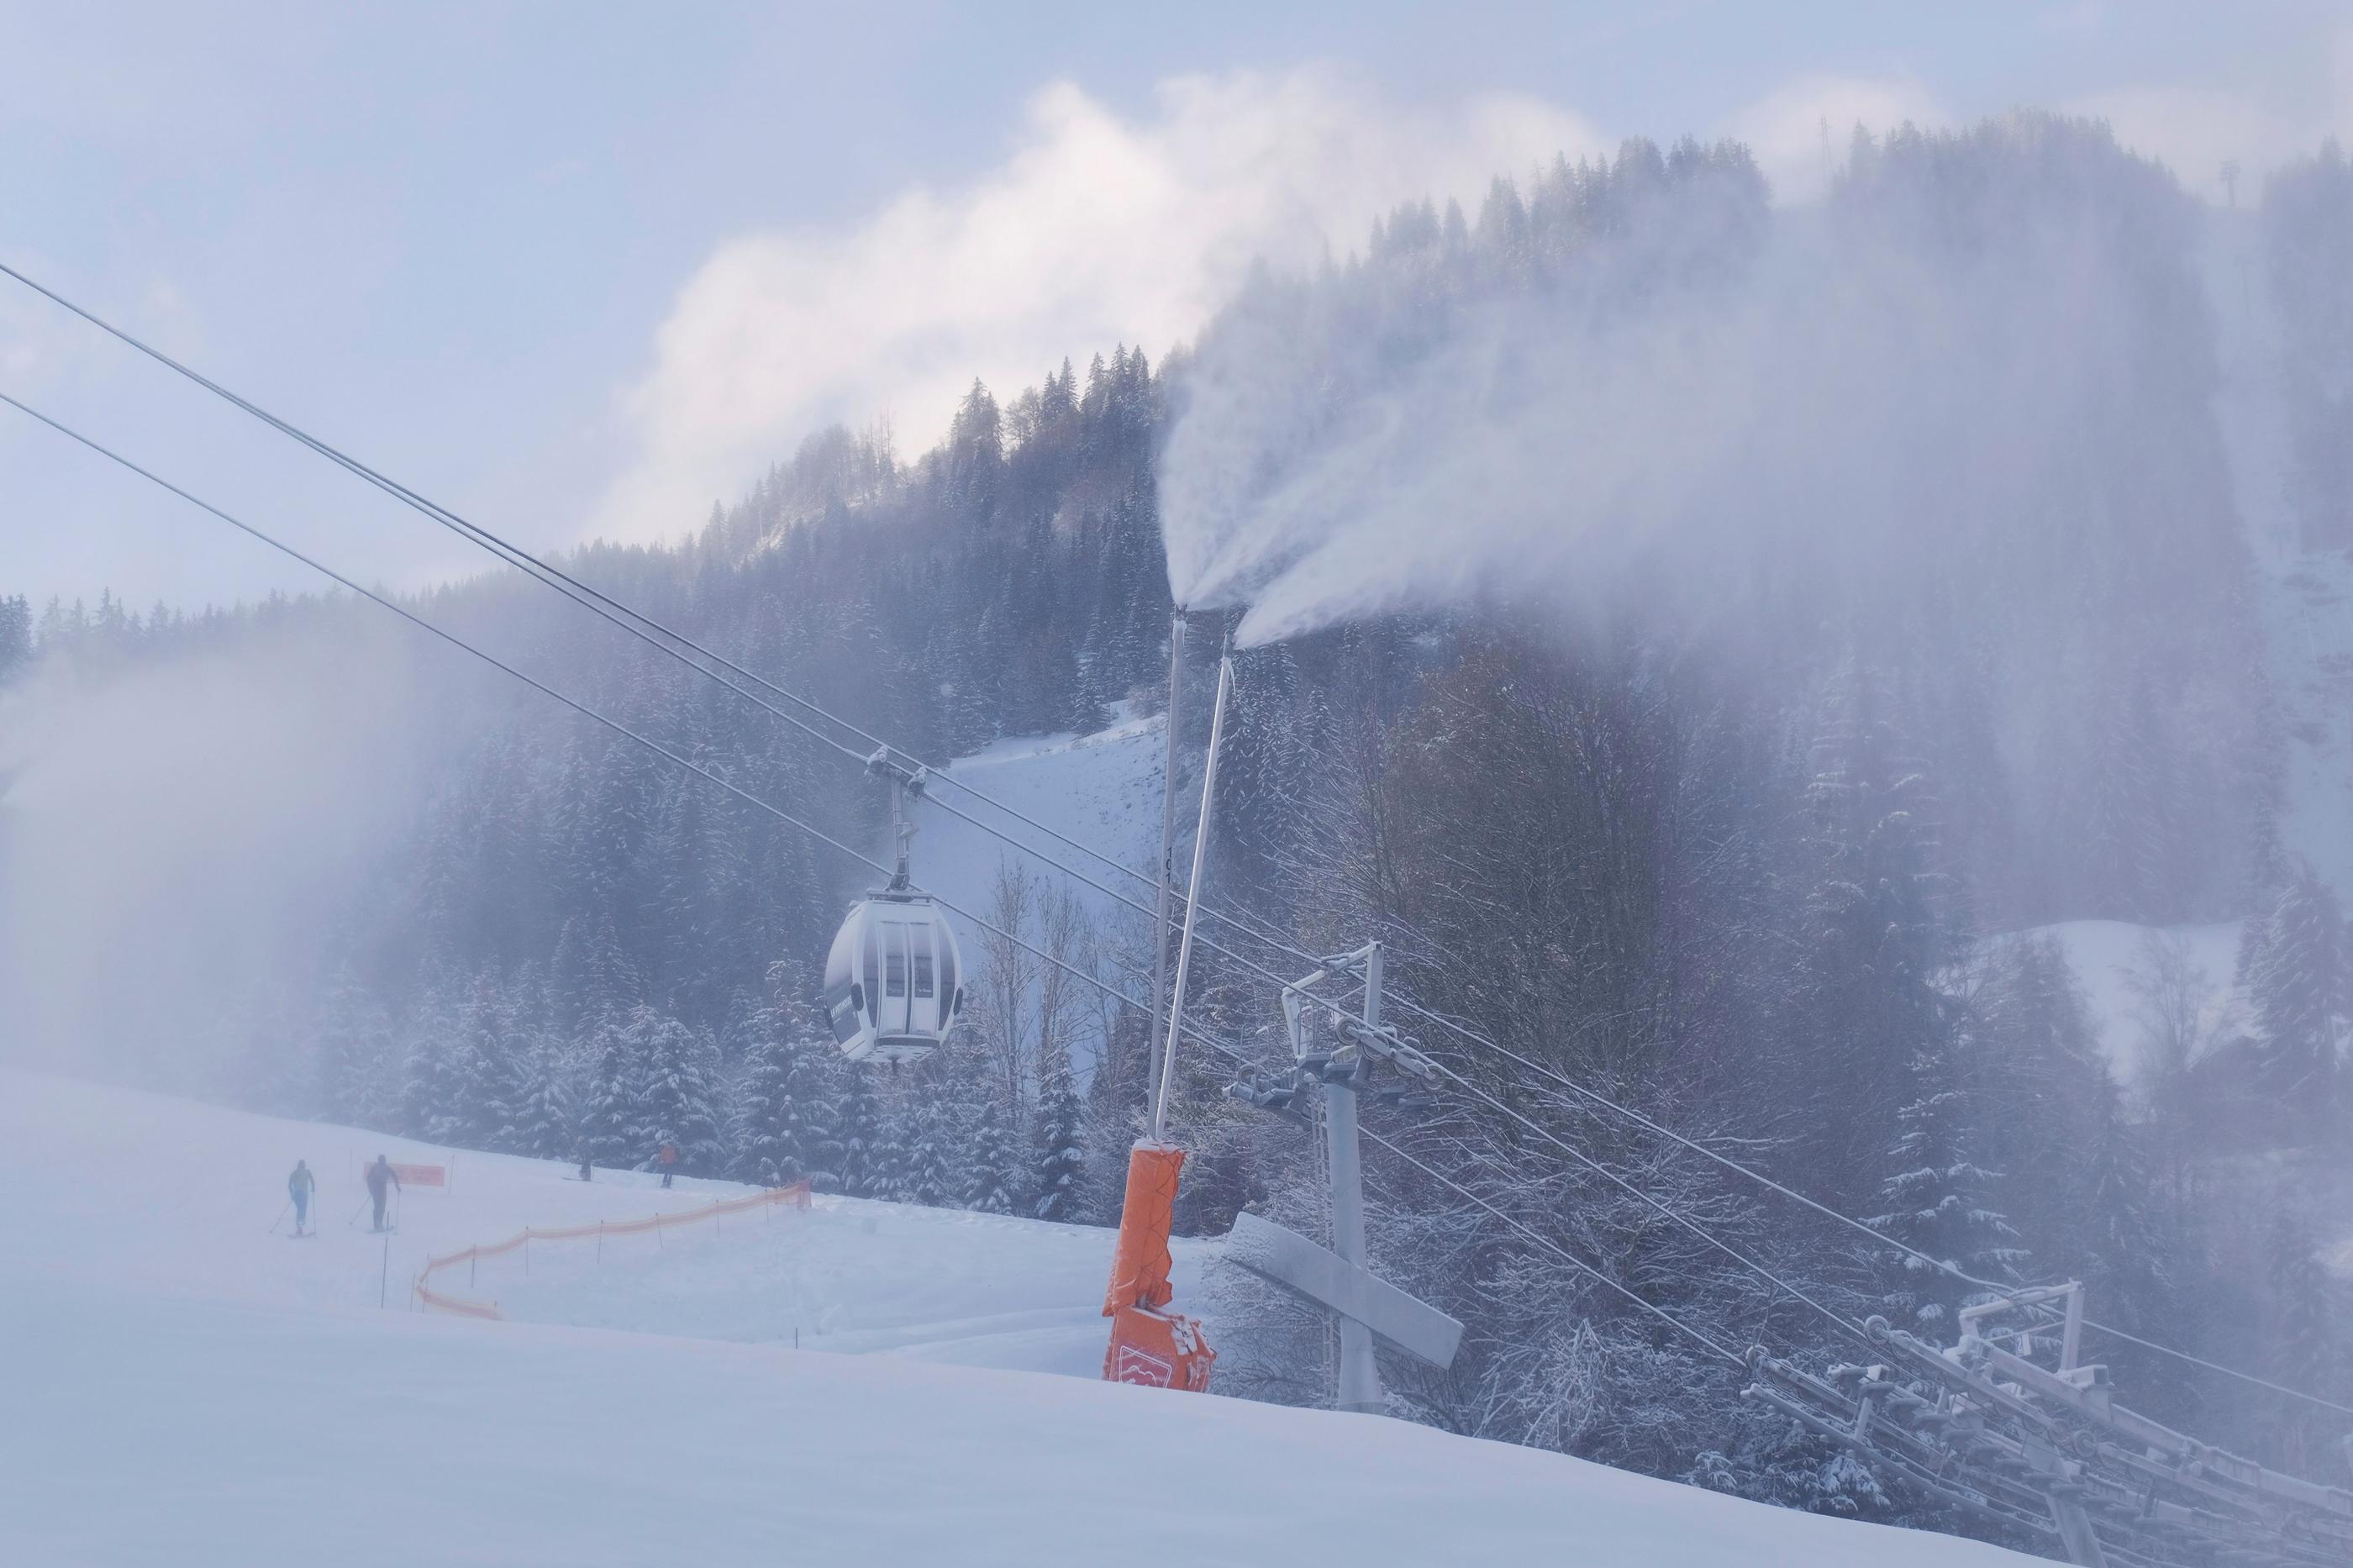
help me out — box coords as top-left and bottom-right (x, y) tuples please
(1160, 118), (2209, 649)
(0, 610), (455, 1087)
(590, 69), (1606, 545)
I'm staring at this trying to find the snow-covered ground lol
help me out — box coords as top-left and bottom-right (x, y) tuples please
(0, 1068), (2034, 1565)
(493, 1184), (1214, 1376)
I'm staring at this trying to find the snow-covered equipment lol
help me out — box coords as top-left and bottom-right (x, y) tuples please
(1223, 1210), (1463, 1373)
(824, 760), (963, 1065)
(1745, 1282), (2353, 1568)
(1224, 940), (1448, 1413)
(1100, 618), (1224, 1393)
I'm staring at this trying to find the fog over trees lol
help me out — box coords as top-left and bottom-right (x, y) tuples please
(5, 114), (2350, 1546)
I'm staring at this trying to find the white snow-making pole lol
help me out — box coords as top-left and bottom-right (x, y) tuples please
(1325, 942), (1382, 1414)
(1145, 608), (1187, 1106)
(1151, 641), (1231, 1144)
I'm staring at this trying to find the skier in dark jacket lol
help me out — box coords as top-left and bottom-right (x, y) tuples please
(365, 1155), (402, 1232)
(287, 1160), (316, 1234)
(656, 1140), (680, 1189)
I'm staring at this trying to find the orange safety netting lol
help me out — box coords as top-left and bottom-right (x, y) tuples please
(413, 1180), (813, 1321)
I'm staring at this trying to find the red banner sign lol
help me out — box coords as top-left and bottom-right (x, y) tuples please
(390, 1163), (445, 1187)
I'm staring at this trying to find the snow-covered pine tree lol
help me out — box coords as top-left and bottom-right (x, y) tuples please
(2263, 1211), (2345, 1476)
(731, 1023), (817, 1187)
(830, 1066), (880, 1198)
(902, 1098), (956, 1208)
(1801, 660), (1955, 1200)
(962, 1092), (1019, 1214)
(580, 1013), (640, 1169)
(1866, 1039), (2024, 1334)
(2246, 857), (2346, 1118)
(313, 966), (393, 1128)
(629, 1006), (724, 1175)
(866, 1095), (915, 1202)
(455, 971), (522, 1152)
(507, 1035), (575, 1161)
(398, 976), (466, 1144)
(1030, 1046), (1084, 1223)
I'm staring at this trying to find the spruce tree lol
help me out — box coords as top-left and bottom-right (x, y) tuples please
(1867, 1041), (2024, 1334)
(963, 1093), (1019, 1214)
(313, 968), (393, 1129)
(580, 1014), (640, 1169)
(2263, 1211), (2344, 1476)
(629, 1007), (724, 1175)
(455, 972), (522, 1151)
(831, 1067), (880, 1198)
(732, 1025), (816, 1187)
(903, 1100), (956, 1208)
(508, 1036), (575, 1161)
(1030, 1050), (1084, 1223)
(2247, 858), (2345, 1118)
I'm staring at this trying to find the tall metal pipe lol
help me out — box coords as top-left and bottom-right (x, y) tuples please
(1151, 647), (1232, 1143)
(1144, 609), (1187, 1108)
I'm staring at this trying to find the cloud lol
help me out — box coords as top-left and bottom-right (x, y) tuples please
(1725, 74), (1948, 204)
(589, 68), (1608, 545)
(2071, 86), (2305, 200)
(2069, 23), (2353, 202)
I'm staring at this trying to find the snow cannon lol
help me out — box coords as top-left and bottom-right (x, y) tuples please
(1100, 1139), (1215, 1391)
(1098, 629), (1229, 1395)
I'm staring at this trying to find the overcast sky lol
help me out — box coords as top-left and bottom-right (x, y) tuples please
(3, 0), (2347, 611)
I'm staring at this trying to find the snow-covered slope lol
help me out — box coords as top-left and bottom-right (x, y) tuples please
(911, 708), (1171, 953)
(0, 1069), (1211, 1373)
(2024, 918), (2242, 1082)
(0, 1069), (2033, 1566)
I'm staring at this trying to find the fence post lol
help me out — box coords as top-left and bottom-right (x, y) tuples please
(655, 1213), (664, 1250)
(597, 1220), (604, 1263)
(470, 1251), (476, 1288)
(524, 1230), (530, 1276)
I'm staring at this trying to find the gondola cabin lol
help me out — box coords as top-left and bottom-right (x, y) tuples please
(823, 892), (962, 1064)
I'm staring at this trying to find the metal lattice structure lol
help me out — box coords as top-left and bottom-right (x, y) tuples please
(1745, 1285), (2353, 1567)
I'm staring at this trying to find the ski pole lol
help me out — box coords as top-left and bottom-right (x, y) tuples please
(269, 1200), (290, 1235)
(347, 1194), (368, 1228)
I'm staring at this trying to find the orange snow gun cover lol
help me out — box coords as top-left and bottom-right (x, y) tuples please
(1100, 1141), (1214, 1391)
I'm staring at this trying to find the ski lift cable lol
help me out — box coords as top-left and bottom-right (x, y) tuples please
(1361, 969), (2353, 1420)
(4, 376), (2246, 1408)
(8, 387), (1755, 1380)
(1407, 1062), (1877, 1354)
(0, 260), (1323, 975)
(1351, 1124), (1744, 1367)
(0, 262), (2261, 1397)
(0, 392), (1216, 1087)
(13, 267), (2335, 1421)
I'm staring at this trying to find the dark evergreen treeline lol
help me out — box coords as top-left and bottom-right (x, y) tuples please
(9, 115), (2352, 1543)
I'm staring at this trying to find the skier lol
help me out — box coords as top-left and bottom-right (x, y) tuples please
(576, 1143), (592, 1182)
(655, 1139), (680, 1189)
(364, 1154), (402, 1232)
(287, 1160), (315, 1235)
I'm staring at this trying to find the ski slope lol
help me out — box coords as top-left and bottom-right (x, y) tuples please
(910, 705), (1174, 1072)
(0, 1068), (2035, 1566)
